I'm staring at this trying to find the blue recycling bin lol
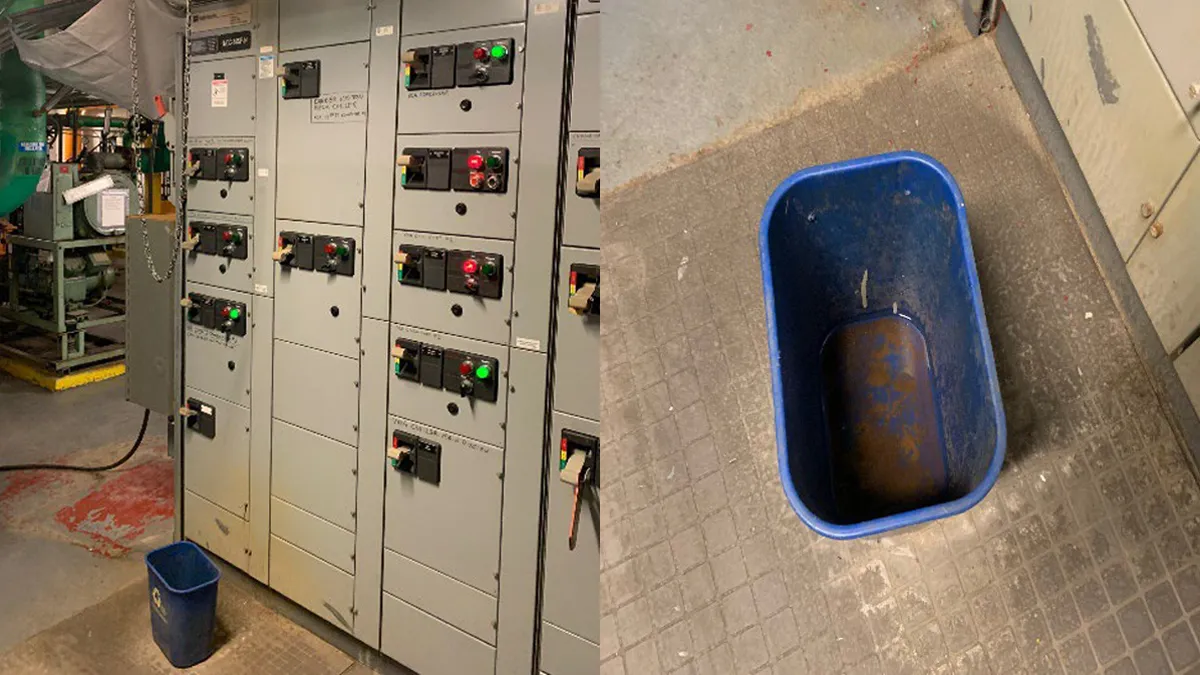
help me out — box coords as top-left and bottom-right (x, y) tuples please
(145, 541), (221, 668)
(760, 151), (1006, 540)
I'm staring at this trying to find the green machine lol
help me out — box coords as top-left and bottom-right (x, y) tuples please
(3, 154), (132, 371)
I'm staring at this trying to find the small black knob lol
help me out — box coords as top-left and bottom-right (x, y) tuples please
(459, 99), (472, 112)
(455, 203), (467, 216)
(227, 361), (236, 371)
(330, 306), (340, 318)
(220, 188), (228, 199)
(218, 264), (227, 274)
(447, 402), (459, 415)
(451, 304), (463, 317)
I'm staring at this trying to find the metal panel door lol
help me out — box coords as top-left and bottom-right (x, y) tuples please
(189, 56), (257, 137)
(1127, 156), (1200, 355)
(270, 536), (356, 634)
(569, 13), (599, 132)
(1124, 0), (1200, 136)
(400, 0), (524, 35)
(391, 231), (514, 344)
(184, 213), (255, 294)
(553, 248), (599, 420)
(540, 623), (598, 675)
(186, 139), (256, 216)
(387, 325), (508, 446)
(394, 132), (520, 239)
(383, 549), (497, 645)
(184, 283), (253, 407)
(384, 417), (503, 594)
(380, 593), (496, 675)
(1004, 0), (1199, 259)
(183, 390), (251, 520)
(396, 25), (525, 134)
(271, 419), (358, 531)
(541, 413), (599, 644)
(278, 0), (371, 51)
(270, 497), (356, 574)
(274, 222), (363, 358)
(273, 340), (360, 445)
(276, 42), (370, 227)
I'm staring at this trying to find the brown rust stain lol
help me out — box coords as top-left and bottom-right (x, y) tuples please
(822, 313), (946, 521)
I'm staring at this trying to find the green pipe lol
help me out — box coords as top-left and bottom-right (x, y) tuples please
(0, 0), (46, 217)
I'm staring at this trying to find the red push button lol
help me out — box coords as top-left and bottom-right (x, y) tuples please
(467, 154), (484, 170)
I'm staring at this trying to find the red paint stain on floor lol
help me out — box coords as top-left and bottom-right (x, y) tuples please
(0, 471), (69, 512)
(54, 461), (174, 558)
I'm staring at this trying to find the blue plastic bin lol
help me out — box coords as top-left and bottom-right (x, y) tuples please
(760, 151), (1006, 540)
(145, 541), (221, 668)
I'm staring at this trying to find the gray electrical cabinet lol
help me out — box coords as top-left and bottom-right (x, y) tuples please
(155, 1), (599, 673)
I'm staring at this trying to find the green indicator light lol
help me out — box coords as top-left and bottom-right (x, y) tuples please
(475, 363), (492, 380)
(337, 245), (349, 258)
(481, 261), (496, 276)
(485, 155), (501, 169)
(490, 44), (508, 60)
(229, 308), (241, 320)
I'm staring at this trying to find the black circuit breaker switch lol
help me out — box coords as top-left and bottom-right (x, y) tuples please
(218, 148), (250, 182)
(183, 398), (217, 439)
(392, 339), (421, 381)
(389, 430), (419, 473)
(576, 148), (600, 197)
(455, 38), (515, 87)
(314, 235), (356, 276)
(451, 148), (508, 193)
(446, 250), (503, 299)
(189, 149), (218, 181)
(559, 429), (601, 477)
(275, 232), (314, 270)
(414, 440), (442, 485)
(568, 264), (600, 316)
(419, 344), (444, 388)
(398, 148), (451, 190)
(443, 350), (499, 403)
(182, 293), (215, 328)
(281, 60), (320, 99)
(196, 223), (220, 255)
(218, 225), (248, 260)
(402, 46), (456, 90)
(396, 246), (447, 289)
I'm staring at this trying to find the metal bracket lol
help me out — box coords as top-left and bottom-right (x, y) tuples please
(33, 85), (75, 117)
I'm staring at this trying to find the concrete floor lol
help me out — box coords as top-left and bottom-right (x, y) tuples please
(600, 25), (1200, 675)
(0, 373), (172, 653)
(604, 0), (963, 189)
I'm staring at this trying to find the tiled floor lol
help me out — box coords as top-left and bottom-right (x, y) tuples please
(599, 31), (1200, 675)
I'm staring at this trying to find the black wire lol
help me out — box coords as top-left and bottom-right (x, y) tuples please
(0, 409), (151, 473)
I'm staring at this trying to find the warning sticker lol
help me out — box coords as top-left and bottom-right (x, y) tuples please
(311, 92), (367, 123)
(211, 75), (228, 108)
(258, 54), (274, 80)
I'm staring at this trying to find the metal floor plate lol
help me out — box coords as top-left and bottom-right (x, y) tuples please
(600, 30), (1200, 675)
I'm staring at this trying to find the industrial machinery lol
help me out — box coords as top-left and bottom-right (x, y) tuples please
(124, 1), (599, 673)
(3, 153), (132, 370)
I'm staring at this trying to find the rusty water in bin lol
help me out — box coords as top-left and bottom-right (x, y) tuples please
(820, 312), (948, 522)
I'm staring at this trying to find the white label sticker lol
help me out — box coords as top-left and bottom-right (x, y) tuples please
(99, 189), (128, 229)
(515, 337), (541, 350)
(254, 284), (269, 294)
(534, 2), (561, 14)
(211, 78), (228, 107)
(259, 45), (274, 54)
(375, 25), (395, 37)
(257, 54), (275, 79)
(192, 2), (251, 32)
(256, 168), (269, 177)
(200, 404), (214, 415)
(311, 92), (368, 123)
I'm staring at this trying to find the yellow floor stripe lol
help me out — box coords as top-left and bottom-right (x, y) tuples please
(0, 358), (126, 392)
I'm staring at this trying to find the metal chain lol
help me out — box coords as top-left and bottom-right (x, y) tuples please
(131, 0), (190, 283)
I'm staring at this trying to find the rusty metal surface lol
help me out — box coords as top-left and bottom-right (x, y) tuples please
(823, 314), (948, 522)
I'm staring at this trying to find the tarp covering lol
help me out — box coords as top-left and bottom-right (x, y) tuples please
(14, 0), (183, 118)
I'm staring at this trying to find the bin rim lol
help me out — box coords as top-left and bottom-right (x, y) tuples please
(758, 150), (1007, 540)
(145, 540), (222, 594)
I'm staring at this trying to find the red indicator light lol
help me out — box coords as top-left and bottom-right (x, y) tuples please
(324, 243), (336, 255)
(462, 258), (479, 274)
(459, 361), (473, 376)
(392, 435), (400, 448)
(467, 154), (484, 170)
(221, 306), (231, 318)
(473, 47), (487, 61)
(224, 153), (234, 165)
(223, 230), (233, 241)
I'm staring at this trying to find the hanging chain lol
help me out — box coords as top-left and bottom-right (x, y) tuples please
(131, 0), (191, 283)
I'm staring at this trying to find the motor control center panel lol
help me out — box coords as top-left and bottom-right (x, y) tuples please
(166, 2), (598, 675)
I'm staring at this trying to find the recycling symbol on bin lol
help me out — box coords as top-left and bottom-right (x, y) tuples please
(152, 587), (165, 618)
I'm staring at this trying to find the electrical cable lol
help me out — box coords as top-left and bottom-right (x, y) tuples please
(0, 408), (150, 473)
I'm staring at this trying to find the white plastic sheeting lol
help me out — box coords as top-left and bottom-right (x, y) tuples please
(14, 0), (183, 118)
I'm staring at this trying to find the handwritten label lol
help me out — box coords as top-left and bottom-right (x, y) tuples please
(534, 2), (561, 14)
(259, 45), (274, 54)
(375, 25), (395, 37)
(311, 92), (367, 123)
(515, 337), (541, 351)
(254, 284), (269, 294)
